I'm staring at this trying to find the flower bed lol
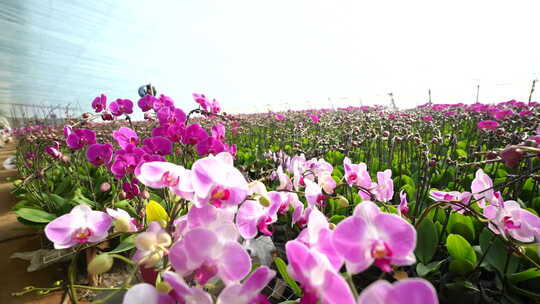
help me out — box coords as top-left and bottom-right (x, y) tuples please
(8, 93), (540, 303)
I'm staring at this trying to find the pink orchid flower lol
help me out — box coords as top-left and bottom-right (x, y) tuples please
(333, 201), (416, 273)
(123, 270), (212, 304)
(296, 207), (343, 270)
(429, 190), (472, 214)
(191, 152), (249, 208)
(286, 240), (356, 304)
(398, 190), (409, 216)
(136, 162), (194, 201)
(236, 184), (284, 239)
(471, 169), (497, 208)
(305, 179), (325, 208)
(217, 266), (276, 304)
(343, 157), (372, 189)
(169, 225), (251, 285)
(276, 165), (293, 191)
(372, 169), (394, 203)
(236, 198), (280, 239)
(45, 205), (112, 249)
(318, 171), (336, 194)
(358, 278), (438, 304)
(484, 200), (540, 242)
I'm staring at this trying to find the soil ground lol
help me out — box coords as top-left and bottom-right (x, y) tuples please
(0, 143), (65, 304)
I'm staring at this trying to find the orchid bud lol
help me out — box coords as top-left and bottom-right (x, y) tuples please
(336, 195), (349, 208)
(258, 195), (271, 207)
(88, 253), (113, 275)
(120, 191), (127, 199)
(499, 146), (523, 168)
(156, 281), (172, 293)
(141, 190), (150, 199)
(100, 182), (111, 192)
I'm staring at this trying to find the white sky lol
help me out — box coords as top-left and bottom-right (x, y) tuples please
(142, 0), (540, 112)
(2, 0), (540, 113)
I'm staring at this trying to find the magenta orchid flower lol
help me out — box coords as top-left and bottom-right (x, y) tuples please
(484, 200), (540, 242)
(197, 136), (226, 156)
(191, 152), (249, 208)
(122, 178), (141, 199)
(423, 115), (433, 122)
(163, 122), (185, 143)
(217, 266), (276, 304)
(477, 120), (499, 131)
(91, 94), (107, 113)
(110, 145), (147, 178)
(86, 143), (113, 166)
(109, 99), (134, 116)
(45, 141), (62, 159)
(333, 201), (416, 273)
(143, 136), (173, 156)
(137, 94), (158, 112)
(113, 127), (139, 149)
(357, 278), (438, 304)
(286, 240), (356, 304)
(153, 94), (175, 111)
(429, 190), (472, 214)
(157, 106), (186, 125)
(193, 93), (211, 111)
(44, 205), (112, 249)
(66, 128), (96, 150)
(210, 98), (221, 114)
(211, 124), (226, 142)
(308, 114), (320, 124)
(182, 123), (208, 145)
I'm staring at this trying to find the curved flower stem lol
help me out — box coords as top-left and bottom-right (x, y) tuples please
(68, 250), (79, 304)
(414, 202), (446, 228)
(109, 254), (137, 266)
(345, 273), (359, 299)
